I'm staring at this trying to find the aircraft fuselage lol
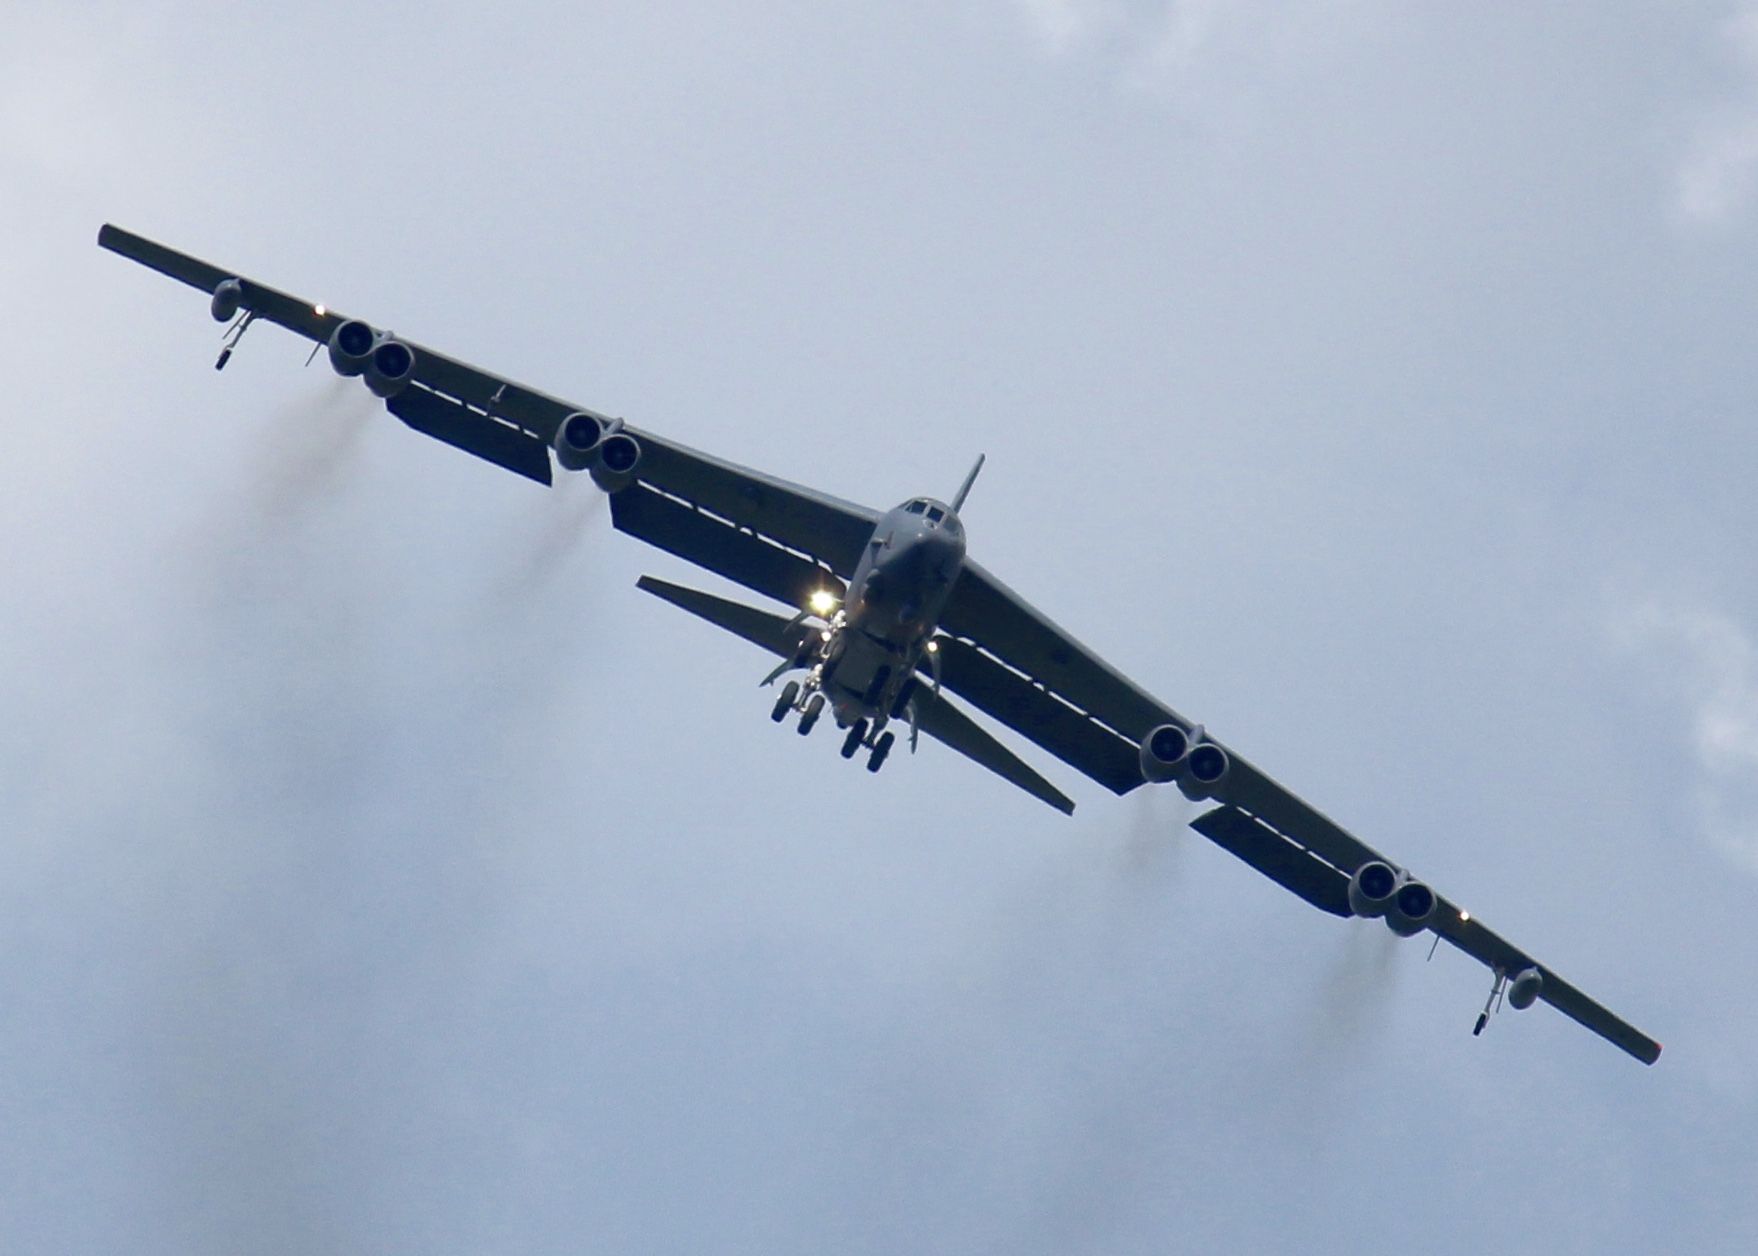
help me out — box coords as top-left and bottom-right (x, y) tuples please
(823, 497), (966, 729)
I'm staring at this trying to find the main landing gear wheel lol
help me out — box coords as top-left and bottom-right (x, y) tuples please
(840, 718), (869, 759)
(771, 680), (800, 723)
(866, 730), (895, 773)
(798, 693), (825, 735)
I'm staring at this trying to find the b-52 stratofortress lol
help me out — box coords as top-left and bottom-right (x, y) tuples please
(99, 224), (1661, 1065)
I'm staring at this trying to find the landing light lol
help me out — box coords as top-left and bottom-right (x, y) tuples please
(314, 304), (326, 317)
(808, 589), (838, 615)
(1459, 909), (1471, 923)
(926, 640), (939, 653)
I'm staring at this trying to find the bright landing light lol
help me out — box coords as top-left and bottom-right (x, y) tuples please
(314, 304), (326, 317)
(808, 589), (838, 615)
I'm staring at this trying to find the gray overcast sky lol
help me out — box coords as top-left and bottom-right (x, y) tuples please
(4, 1), (1757, 1251)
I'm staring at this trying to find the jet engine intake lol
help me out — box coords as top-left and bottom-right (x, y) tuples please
(553, 412), (608, 471)
(590, 431), (643, 492)
(1138, 723), (1190, 783)
(1385, 878), (1437, 936)
(1176, 741), (1231, 800)
(1348, 860), (1400, 919)
(328, 319), (377, 377)
(364, 338), (414, 398)
(210, 277), (244, 322)
(1508, 966), (1544, 1010)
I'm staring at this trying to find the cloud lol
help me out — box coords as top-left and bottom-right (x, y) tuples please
(1013, 0), (1119, 55)
(1675, 6), (1758, 224)
(1615, 600), (1758, 872)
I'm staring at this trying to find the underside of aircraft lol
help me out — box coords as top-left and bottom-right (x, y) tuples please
(98, 224), (1661, 1066)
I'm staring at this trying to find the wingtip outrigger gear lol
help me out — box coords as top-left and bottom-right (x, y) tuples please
(1473, 968), (1508, 1037)
(215, 309), (257, 371)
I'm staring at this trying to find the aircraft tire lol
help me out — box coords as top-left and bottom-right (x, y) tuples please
(772, 680), (800, 723)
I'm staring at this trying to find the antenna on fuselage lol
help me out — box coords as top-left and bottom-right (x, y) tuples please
(951, 453), (986, 513)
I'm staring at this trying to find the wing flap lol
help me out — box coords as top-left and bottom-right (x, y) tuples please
(911, 690), (1076, 815)
(1190, 806), (1352, 917)
(615, 485), (844, 610)
(387, 386), (553, 484)
(932, 637), (1142, 794)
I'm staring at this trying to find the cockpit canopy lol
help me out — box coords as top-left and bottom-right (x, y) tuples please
(903, 498), (959, 531)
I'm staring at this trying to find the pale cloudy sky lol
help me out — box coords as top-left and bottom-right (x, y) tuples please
(4, 3), (1757, 1252)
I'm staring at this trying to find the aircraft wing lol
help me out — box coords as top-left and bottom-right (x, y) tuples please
(939, 559), (1662, 1065)
(96, 225), (879, 605)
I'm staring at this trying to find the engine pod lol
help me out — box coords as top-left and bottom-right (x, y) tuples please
(1138, 723), (1190, 784)
(328, 319), (377, 377)
(1348, 861), (1399, 918)
(1385, 878), (1436, 937)
(1176, 741), (1230, 800)
(590, 431), (643, 492)
(553, 412), (606, 471)
(365, 338), (415, 398)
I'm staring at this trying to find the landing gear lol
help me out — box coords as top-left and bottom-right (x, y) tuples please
(840, 718), (869, 759)
(771, 679), (800, 723)
(798, 693), (825, 735)
(867, 730), (895, 773)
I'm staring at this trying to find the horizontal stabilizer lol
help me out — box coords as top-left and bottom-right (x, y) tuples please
(636, 575), (1075, 814)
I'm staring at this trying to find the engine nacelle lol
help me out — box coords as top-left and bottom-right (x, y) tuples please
(1385, 878), (1437, 937)
(1348, 861), (1400, 919)
(328, 319), (377, 377)
(590, 431), (643, 492)
(553, 412), (611, 471)
(1176, 740), (1230, 800)
(210, 277), (244, 323)
(1138, 723), (1191, 784)
(1508, 966), (1544, 1010)
(364, 338), (414, 398)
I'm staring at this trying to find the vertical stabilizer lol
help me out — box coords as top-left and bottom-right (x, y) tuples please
(951, 454), (986, 513)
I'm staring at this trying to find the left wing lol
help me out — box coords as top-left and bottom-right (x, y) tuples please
(937, 552), (1662, 1065)
(97, 224), (877, 603)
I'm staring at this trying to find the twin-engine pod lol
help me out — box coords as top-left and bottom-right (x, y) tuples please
(1137, 723), (1231, 797)
(1508, 966), (1544, 1010)
(1348, 861), (1438, 936)
(210, 277), (244, 322)
(325, 319), (414, 397)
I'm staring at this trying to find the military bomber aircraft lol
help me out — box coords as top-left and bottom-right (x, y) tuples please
(99, 224), (1662, 1066)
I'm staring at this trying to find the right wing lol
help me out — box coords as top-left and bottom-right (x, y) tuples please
(936, 563), (1663, 1065)
(98, 224), (877, 607)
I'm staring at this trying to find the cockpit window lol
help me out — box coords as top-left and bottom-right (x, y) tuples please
(926, 507), (945, 523)
(906, 500), (927, 515)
